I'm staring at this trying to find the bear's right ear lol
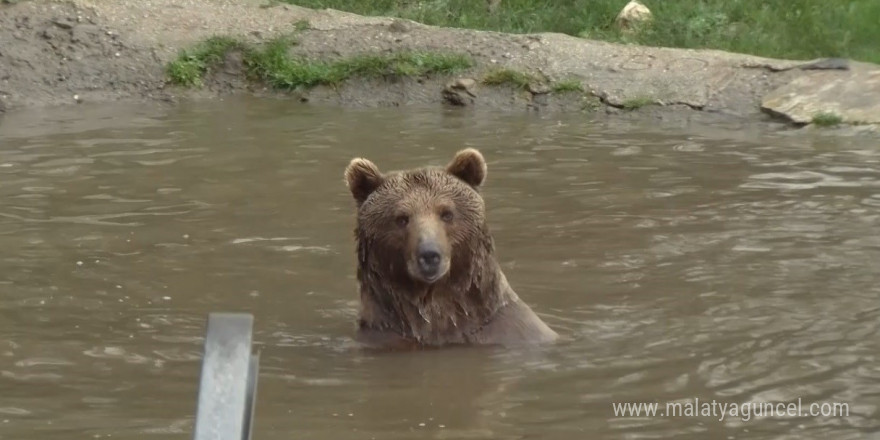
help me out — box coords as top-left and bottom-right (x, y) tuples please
(344, 158), (384, 206)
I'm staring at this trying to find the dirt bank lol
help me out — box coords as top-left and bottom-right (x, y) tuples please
(1, 0), (878, 128)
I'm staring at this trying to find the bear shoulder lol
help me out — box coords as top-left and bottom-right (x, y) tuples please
(472, 298), (559, 346)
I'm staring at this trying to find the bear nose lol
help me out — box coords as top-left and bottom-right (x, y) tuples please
(417, 242), (442, 274)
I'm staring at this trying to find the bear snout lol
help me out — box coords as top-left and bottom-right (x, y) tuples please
(417, 242), (442, 271)
(410, 238), (450, 283)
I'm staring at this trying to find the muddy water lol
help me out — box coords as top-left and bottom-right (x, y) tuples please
(1, 98), (879, 440)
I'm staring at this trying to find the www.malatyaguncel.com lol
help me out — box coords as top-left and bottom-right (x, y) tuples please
(612, 398), (850, 422)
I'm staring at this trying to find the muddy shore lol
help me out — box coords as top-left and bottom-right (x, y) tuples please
(1, 0), (878, 129)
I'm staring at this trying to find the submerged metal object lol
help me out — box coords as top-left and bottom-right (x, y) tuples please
(193, 313), (260, 440)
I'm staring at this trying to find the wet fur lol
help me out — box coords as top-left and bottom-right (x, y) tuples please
(344, 149), (558, 348)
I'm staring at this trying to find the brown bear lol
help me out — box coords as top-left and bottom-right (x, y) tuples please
(343, 148), (559, 349)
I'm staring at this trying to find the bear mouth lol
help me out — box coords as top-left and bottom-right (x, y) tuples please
(420, 270), (445, 283)
(407, 259), (450, 284)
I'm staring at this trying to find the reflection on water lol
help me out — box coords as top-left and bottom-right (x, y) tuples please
(1, 98), (879, 440)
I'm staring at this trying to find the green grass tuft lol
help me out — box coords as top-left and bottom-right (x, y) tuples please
(167, 35), (473, 90)
(551, 79), (584, 93)
(334, 52), (473, 78)
(293, 19), (311, 31)
(811, 112), (843, 127)
(481, 68), (536, 89)
(166, 36), (247, 87)
(621, 96), (654, 110)
(279, 0), (880, 64)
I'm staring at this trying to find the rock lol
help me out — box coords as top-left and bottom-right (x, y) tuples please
(744, 57), (850, 72)
(388, 19), (409, 33)
(442, 78), (477, 107)
(761, 61), (880, 125)
(527, 83), (550, 95)
(448, 78), (476, 91)
(72, 24), (101, 44)
(51, 18), (75, 30)
(799, 58), (850, 71)
(616, 0), (652, 32)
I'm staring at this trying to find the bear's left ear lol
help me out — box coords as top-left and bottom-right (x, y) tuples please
(446, 148), (487, 188)
(345, 158), (384, 206)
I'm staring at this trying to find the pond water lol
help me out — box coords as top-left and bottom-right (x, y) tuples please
(1, 97), (879, 440)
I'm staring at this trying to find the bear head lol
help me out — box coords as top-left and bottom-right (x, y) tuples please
(344, 148), (491, 289)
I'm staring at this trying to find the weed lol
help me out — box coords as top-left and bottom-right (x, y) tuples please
(166, 36), (247, 87)
(167, 35), (473, 90)
(293, 19), (311, 31)
(551, 79), (584, 93)
(621, 96), (654, 110)
(481, 68), (536, 89)
(811, 112), (843, 127)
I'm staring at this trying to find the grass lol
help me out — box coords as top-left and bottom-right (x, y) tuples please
(551, 79), (584, 93)
(481, 70), (590, 95)
(481, 68), (537, 89)
(280, 0), (880, 64)
(811, 111), (843, 127)
(292, 19), (311, 31)
(166, 35), (473, 89)
(166, 36), (246, 87)
(621, 96), (654, 110)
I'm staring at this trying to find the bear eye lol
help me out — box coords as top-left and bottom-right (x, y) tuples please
(395, 214), (409, 227)
(440, 209), (454, 223)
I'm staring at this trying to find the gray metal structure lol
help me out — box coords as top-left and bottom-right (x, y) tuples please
(192, 313), (260, 440)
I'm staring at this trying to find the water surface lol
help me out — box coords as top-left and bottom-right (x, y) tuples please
(1, 98), (879, 440)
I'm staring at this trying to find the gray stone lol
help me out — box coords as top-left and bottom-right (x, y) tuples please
(527, 82), (550, 95)
(442, 77), (478, 106)
(761, 61), (880, 125)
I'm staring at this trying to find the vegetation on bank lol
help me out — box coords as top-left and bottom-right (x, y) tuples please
(622, 96), (654, 110)
(811, 112), (843, 127)
(166, 35), (473, 89)
(281, 0), (880, 64)
(481, 68), (537, 90)
(166, 37), (247, 87)
(167, 36), (592, 96)
(550, 79), (584, 94)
